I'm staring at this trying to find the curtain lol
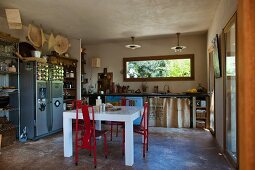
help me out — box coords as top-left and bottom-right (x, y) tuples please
(149, 97), (190, 128)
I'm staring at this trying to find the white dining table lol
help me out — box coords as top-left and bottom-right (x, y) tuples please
(63, 106), (143, 166)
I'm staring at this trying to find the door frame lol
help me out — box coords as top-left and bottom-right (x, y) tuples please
(208, 48), (216, 135)
(237, 0), (255, 169)
(223, 12), (238, 168)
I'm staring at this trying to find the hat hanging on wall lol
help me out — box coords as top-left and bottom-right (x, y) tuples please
(48, 33), (55, 50)
(125, 36), (141, 50)
(171, 33), (186, 52)
(54, 35), (69, 55)
(27, 24), (42, 48)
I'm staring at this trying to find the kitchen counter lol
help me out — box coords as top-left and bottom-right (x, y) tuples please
(82, 92), (209, 98)
(82, 92), (209, 128)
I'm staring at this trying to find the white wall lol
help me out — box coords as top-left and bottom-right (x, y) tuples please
(85, 33), (207, 93)
(69, 39), (82, 99)
(207, 0), (237, 149)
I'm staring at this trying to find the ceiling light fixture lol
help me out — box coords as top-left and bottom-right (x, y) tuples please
(125, 36), (141, 50)
(171, 33), (186, 52)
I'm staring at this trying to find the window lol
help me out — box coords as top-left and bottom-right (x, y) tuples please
(123, 54), (194, 81)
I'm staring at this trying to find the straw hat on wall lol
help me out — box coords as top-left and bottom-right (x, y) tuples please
(27, 24), (42, 48)
(54, 35), (69, 54)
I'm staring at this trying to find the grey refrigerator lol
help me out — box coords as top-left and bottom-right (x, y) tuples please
(20, 62), (64, 139)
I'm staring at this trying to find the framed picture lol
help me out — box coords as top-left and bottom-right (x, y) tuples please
(213, 34), (222, 78)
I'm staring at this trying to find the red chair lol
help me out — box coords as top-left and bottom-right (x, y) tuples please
(122, 102), (149, 157)
(73, 100), (85, 131)
(110, 97), (128, 141)
(75, 104), (108, 168)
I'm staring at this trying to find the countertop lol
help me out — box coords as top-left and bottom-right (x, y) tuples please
(82, 92), (209, 98)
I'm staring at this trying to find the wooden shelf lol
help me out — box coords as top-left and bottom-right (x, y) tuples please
(196, 118), (206, 120)
(196, 106), (207, 109)
(64, 99), (75, 102)
(48, 55), (78, 66)
(64, 77), (75, 79)
(195, 97), (209, 129)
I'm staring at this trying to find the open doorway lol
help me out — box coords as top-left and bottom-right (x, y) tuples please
(208, 51), (215, 134)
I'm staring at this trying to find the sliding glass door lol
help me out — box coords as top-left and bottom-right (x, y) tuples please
(224, 14), (237, 163)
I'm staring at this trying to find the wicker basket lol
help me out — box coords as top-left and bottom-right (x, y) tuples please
(0, 116), (16, 147)
(196, 120), (205, 129)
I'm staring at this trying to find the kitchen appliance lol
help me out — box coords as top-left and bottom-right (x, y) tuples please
(48, 64), (64, 131)
(20, 62), (64, 139)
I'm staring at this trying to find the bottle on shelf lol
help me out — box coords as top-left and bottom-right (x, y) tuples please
(65, 66), (70, 78)
(96, 96), (102, 112)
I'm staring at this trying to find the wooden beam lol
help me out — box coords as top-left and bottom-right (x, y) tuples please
(237, 0), (255, 169)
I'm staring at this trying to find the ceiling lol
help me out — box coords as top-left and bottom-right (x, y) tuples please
(0, 0), (220, 45)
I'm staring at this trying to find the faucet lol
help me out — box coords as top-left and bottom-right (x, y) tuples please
(164, 85), (170, 93)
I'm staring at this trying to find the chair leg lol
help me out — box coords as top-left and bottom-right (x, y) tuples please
(116, 124), (119, 137)
(143, 134), (146, 158)
(75, 141), (78, 165)
(93, 138), (97, 168)
(122, 127), (125, 156)
(89, 136), (92, 156)
(75, 128), (78, 165)
(146, 131), (149, 151)
(104, 134), (108, 158)
(110, 123), (113, 141)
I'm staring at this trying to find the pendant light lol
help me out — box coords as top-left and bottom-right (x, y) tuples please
(125, 36), (141, 50)
(171, 33), (186, 52)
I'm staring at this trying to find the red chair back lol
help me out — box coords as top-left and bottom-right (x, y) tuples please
(140, 102), (149, 130)
(80, 105), (96, 148)
(74, 100), (84, 126)
(121, 97), (129, 106)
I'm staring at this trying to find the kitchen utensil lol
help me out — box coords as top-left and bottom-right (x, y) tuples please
(31, 50), (41, 58)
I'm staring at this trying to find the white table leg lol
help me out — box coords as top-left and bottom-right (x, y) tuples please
(63, 115), (73, 157)
(125, 120), (134, 166)
(95, 120), (102, 139)
(95, 120), (101, 130)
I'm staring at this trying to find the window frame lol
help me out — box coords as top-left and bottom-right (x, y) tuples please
(123, 54), (195, 82)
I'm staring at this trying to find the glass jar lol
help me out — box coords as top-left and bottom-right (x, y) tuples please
(70, 70), (74, 78)
(66, 71), (70, 77)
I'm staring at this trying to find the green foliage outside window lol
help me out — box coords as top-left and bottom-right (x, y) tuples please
(127, 59), (191, 78)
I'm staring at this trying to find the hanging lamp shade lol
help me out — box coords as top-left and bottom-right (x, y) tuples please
(125, 36), (141, 50)
(91, 57), (101, 68)
(171, 33), (186, 52)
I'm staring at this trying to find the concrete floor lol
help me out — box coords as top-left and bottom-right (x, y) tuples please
(0, 128), (233, 170)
